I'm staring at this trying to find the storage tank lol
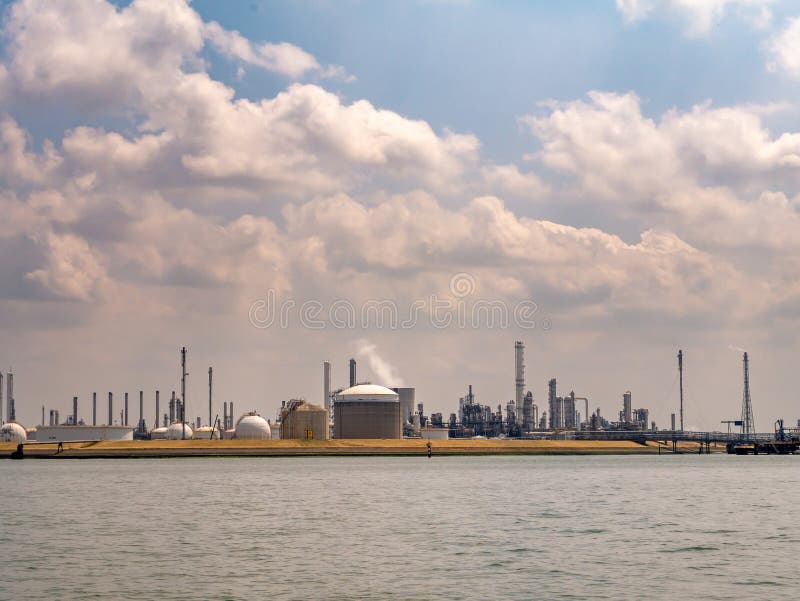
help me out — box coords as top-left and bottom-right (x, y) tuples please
(166, 422), (194, 440)
(150, 427), (168, 440)
(193, 426), (220, 440)
(234, 412), (271, 440)
(0, 422), (27, 443)
(333, 384), (401, 439)
(390, 387), (416, 425)
(280, 400), (328, 440)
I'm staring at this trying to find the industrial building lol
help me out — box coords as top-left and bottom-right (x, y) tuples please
(334, 384), (401, 439)
(280, 399), (328, 440)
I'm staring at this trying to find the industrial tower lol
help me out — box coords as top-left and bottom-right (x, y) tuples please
(514, 341), (524, 423)
(678, 349), (684, 432)
(741, 352), (755, 438)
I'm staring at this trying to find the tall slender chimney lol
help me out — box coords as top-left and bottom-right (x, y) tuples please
(92, 392), (97, 426)
(108, 392), (113, 425)
(124, 392), (129, 426)
(514, 341), (524, 423)
(155, 390), (160, 431)
(223, 402), (228, 431)
(169, 391), (175, 424)
(678, 349), (684, 432)
(0, 372), (4, 424)
(230, 402), (234, 429)
(181, 347), (187, 440)
(741, 352), (755, 437)
(323, 361), (331, 413)
(208, 366), (213, 428)
(349, 358), (356, 387)
(138, 391), (144, 431)
(73, 396), (78, 425)
(41, 404), (45, 426)
(7, 371), (14, 422)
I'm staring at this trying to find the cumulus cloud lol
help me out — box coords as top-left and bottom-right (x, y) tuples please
(767, 17), (800, 77)
(204, 21), (352, 81)
(522, 92), (800, 254)
(616, 0), (774, 34)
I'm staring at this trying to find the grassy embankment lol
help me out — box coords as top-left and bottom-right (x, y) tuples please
(0, 438), (711, 458)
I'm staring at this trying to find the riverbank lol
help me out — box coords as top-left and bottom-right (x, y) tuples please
(0, 438), (727, 458)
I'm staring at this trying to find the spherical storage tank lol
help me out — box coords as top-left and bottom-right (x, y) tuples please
(166, 422), (194, 440)
(1, 422), (27, 443)
(234, 412), (271, 440)
(333, 384), (401, 439)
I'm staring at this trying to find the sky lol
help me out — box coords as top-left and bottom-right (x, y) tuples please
(2, 0), (800, 431)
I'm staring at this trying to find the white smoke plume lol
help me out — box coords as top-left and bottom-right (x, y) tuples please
(727, 344), (747, 353)
(355, 339), (405, 387)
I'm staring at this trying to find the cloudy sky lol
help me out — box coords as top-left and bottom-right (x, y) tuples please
(2, 0), (800, 431)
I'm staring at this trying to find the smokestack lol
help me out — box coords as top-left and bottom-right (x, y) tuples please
(41, 404), (45, 427)
(349, 358), (356, 387)
(208, 366), (213, 428)
(108, 392), (113, 425)
(92, 392), (97, 426)
(323, 361), (331, 413)
(230, 402), (234, 429)
(155, 391), (160, 431)
(0, 372), (3, 424)
(514, 341), (524, 422)
(678, 349), (684, 432)
(124, 392), (129, 426)
(223, 402), (228, 431)
(139, 391), (143, 432)
(7, 371), (14, 422)
(73, 396), (78, 426)
(170, 391), (175, 424)
(181, 347), (187, 440)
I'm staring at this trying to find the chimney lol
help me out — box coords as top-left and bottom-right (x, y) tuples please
(139, 390), (144, 432)
(208, 367), (213, 428)
(155, 391), (160, 431)
(0, 372), (3, 424)
(349, 358), (356, 387)
(124, 392), (129, 426)
(41, 404), (45, 427)
(323, 361), (331, 413)
(7, 371), (14, 422)
(73, 396), (78, 426)
(108, 392), (113, 426)
(92, 392), (97, 426)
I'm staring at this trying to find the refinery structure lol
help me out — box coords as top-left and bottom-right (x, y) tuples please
(1, 340), (797, 453)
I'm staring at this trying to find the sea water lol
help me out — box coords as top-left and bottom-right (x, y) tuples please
(1, 454), (798, 600)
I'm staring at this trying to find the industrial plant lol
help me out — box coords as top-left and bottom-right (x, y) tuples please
(2, 340), (799, 456)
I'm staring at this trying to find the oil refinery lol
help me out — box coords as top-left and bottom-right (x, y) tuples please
(2, 341), (799, 456)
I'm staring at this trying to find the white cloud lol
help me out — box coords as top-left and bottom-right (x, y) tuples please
(204, 21), (352, 81)
(616, 0), (774, 34)
(767, 17), (800, 77)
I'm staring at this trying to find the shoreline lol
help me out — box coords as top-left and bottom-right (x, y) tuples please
(0, 439), (724, 459)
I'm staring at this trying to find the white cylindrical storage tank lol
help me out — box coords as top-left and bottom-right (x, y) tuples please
(193, 426), (219, 440)
(150, 427), (168, 440)
(1, 422), (27, 443)
(234, 412), (271, 440)
(166, 422), (194, 440)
